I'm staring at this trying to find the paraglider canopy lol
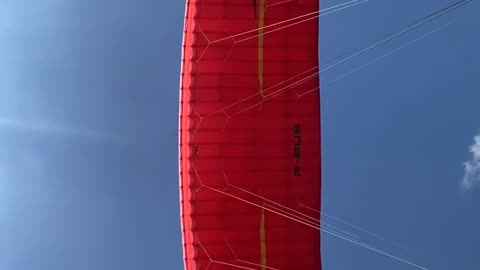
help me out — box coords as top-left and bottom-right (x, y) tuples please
(178, 0), (322, 269)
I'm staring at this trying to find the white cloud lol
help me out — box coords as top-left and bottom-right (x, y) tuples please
(462, 135), (480, 189)
(0, 116), (128, 144)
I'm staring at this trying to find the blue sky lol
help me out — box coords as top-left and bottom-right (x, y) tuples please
(0, 0), (479, 269)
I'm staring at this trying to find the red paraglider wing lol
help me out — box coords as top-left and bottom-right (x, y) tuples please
(179, 0), (321, 269)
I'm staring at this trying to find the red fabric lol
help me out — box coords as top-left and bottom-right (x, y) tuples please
(179, 0), (321, 269)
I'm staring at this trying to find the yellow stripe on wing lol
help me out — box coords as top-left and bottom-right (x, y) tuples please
(260, 208), (267, 270)
(257, 0), (265, 98)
